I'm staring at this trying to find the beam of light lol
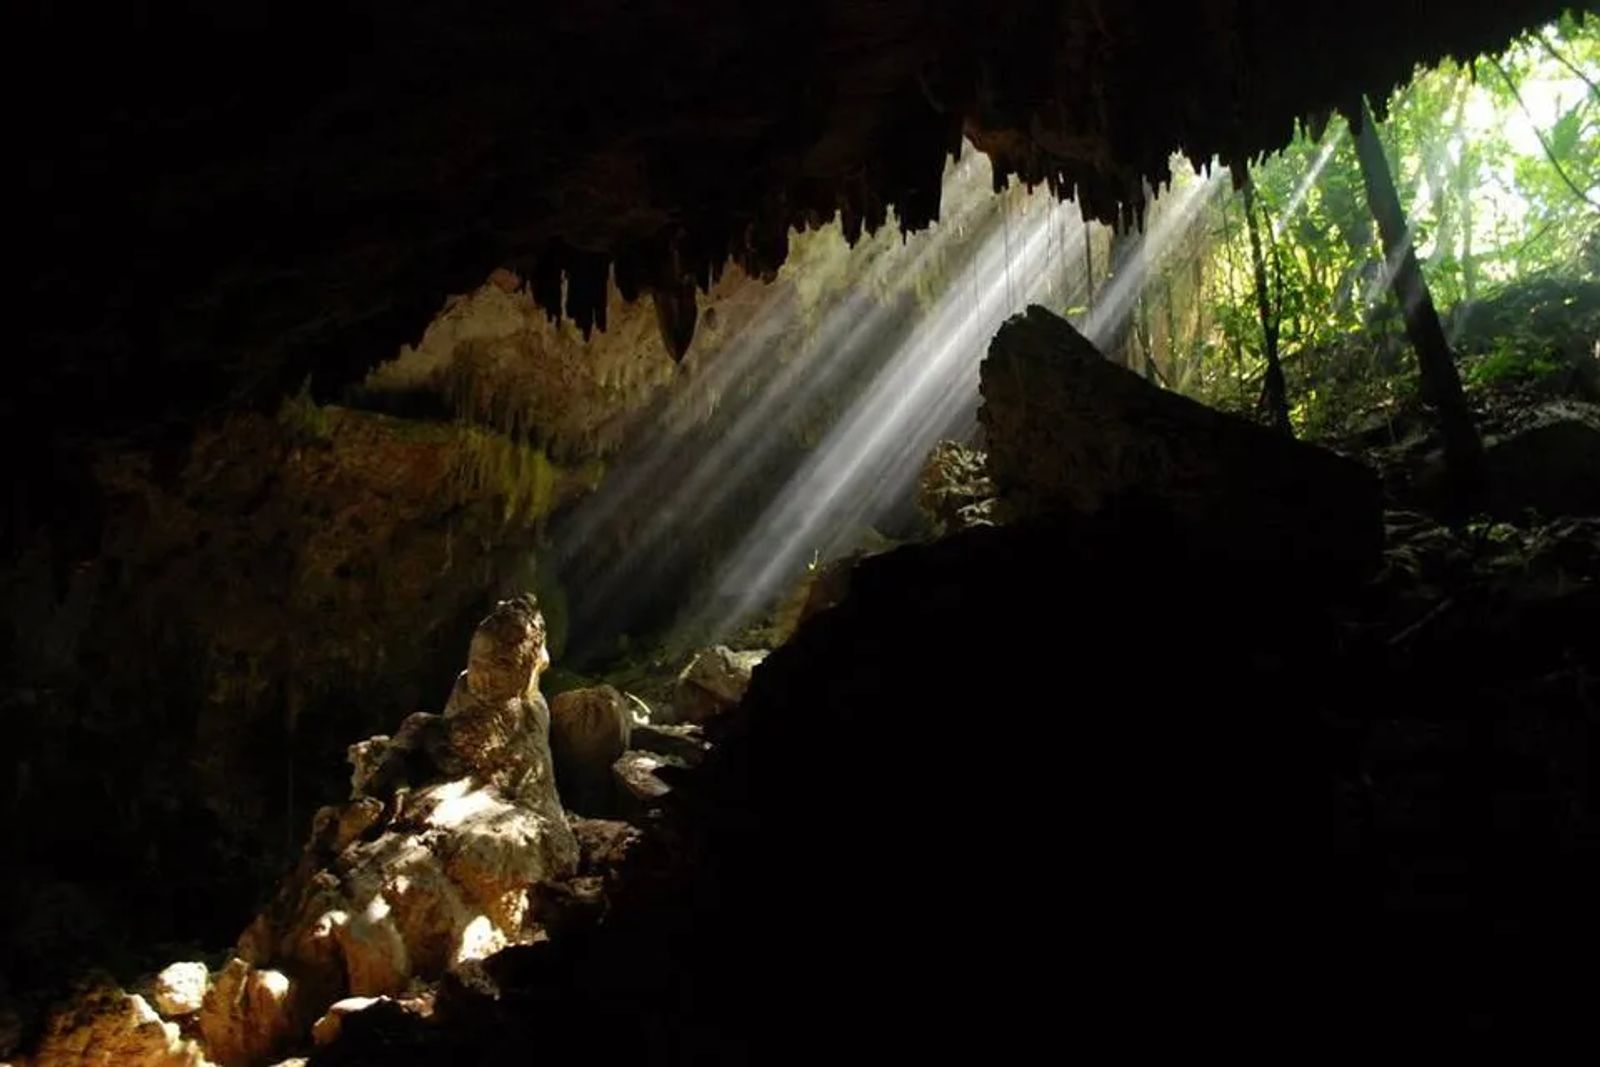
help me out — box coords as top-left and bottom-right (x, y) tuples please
(552, 148), (1217, 661)
(1363, 216), (1424, 309)
(1082, 172), (1224, 351)
(672, 186), (1081, 644)
(550, 147), (1008, 658)
(1272, 126), (1346, 242)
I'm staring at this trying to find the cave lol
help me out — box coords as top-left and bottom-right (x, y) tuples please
(4, 2), (1599, 1062)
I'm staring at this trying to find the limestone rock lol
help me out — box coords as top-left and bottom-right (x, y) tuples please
(613, 752), (674, 814)
(231, 595), (577, 1048)
(148, 962), (209, 1018)
(309, 997), (385, 1047)
(672, 647), (766, 723)
(29, 983), (209, 1067)
(1482, 401), (1600, 519)
(630, 722), (710, 767)
(980, 306), (1383, 579)
(440, 595), (565, 804)
(549, 685), (632, 814)
(195, 959), (297, 1067)
(347, 712), (463, 800)
(570, 818), (646, 876)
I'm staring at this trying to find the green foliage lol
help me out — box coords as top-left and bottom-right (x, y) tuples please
(1463, 342), (1563, 388)
(451, 425), (560, 525)
(1158, 13), (1600, 436)
(277, 377), (332, 444)
(1457, 272), (1600, 388)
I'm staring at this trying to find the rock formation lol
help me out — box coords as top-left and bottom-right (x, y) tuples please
(144, 965), (207, 1021)
(1480, 400), (1600, 519)
(980, 306), (1384, 578)
(1, 402), (604, 992)
(671, 647), (767, 725)
(23, 595), (582, 1066)
(548, 686), (633, 816)
(22, 982), (209, 1067)
(16, 2), (1566, 453)
(238, 595), (576, 1010)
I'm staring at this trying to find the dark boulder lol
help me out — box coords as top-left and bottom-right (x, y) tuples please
(1482, 401), (1600, 519)
(549, 686), (633, 815)
(980, 306), (1384, 579)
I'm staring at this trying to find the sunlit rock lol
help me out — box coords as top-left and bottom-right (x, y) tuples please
(613, 752), (675, 811)
(29, 982), (210, 1067)
(148, 962), (209, 1018)
(443, 595), (566, 804)
(671, 647), (767, 723)
(230, 595), (577, 1050)
(308, 997), (384, 1047)
(630, 722), (710, 767)
(194, 960), (297, 1067)
(549, 685), (632, 814)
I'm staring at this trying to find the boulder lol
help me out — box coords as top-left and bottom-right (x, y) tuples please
(612, 752), (674, 814)
(630, 722), (710, 766)
(28, 982), (209, 1067)
(672, 647), (766, 723)
(570, 818), (646, 876)
(148, 962), (209, 1018)
(309, 997), (386, 1047)
(1482, 401), (1600, 519)
(548, 686), (632, 814)
(767, 555), (859, 645)
(347, 712), (459, 799)
(195, 959), (298, 1067)
(979, 306), (1383, 578)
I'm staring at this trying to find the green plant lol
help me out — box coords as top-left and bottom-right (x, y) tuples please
(277, 377), (332, 444)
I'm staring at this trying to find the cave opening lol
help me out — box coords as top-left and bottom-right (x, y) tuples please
(4, 3), (1598, 1062)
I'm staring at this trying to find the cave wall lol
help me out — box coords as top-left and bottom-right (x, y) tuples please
(11, 1), (1569, 460)
(0, 400), (602, 993)
(3, 0), (1577, 1004)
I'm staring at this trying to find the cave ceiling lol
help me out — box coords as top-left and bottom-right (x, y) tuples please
(15, 0), (1573, 448)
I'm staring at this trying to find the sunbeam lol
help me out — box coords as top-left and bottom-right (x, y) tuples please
(1273, 126), (1347, 241)
(550, 148), (1225, 660)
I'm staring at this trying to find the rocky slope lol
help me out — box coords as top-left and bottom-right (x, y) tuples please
(13, 309), (1593, 1061)
(0, 399), (600, 999)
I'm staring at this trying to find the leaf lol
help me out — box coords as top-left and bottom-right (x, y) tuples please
(1550, 103), (1583, 161)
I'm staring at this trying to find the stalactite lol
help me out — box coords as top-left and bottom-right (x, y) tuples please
(439, 2), (1567, 358)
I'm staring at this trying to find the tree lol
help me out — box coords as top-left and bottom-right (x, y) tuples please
(1241, 172), (1293, 435)
(1349, 97), (1485, 506)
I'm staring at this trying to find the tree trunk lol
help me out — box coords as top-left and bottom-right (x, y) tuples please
(1084, 226), (1096, 318)
(1242, 174), (1293, 436)
(1351, 98), (1485, 508)
(1105, 226), (1139, 367)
